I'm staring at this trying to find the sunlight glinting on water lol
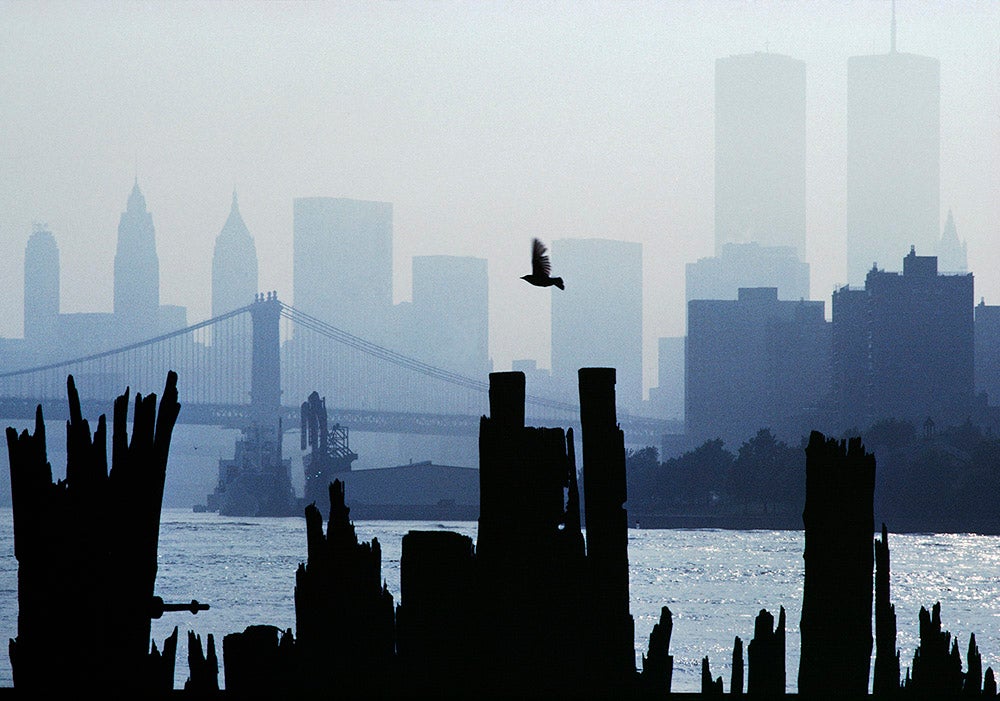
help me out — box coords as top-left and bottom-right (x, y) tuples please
(3, 510), (1000, 693)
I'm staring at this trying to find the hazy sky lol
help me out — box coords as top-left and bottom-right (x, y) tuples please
(1, 0), (997, 394)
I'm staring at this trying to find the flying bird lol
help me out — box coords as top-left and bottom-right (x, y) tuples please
(521, 238), (564, 290)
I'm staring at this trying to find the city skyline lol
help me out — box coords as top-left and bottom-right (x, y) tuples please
(1, 1), (997, 395)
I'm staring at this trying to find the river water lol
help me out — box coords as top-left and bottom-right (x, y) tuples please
(2, 508), (999, 693)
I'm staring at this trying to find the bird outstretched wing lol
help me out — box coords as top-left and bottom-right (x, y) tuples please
(531, 238), (551, 278)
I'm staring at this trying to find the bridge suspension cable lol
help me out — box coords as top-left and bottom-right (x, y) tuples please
(278, 303), (580, 414)
(0, 301), (664, 430)
(0, 305), (253, 380)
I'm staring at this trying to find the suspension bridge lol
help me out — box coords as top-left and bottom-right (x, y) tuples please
(0, 294), (671, 445)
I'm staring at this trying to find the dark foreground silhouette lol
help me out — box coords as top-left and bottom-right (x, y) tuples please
(4, 370), (996, 698)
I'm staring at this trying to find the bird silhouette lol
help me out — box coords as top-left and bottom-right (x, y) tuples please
(520, 238), (564, 290)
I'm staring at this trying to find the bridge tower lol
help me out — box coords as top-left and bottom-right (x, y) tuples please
(250, 291), (282, 426)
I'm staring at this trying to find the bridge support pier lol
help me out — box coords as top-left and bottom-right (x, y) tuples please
(250, 292), (282, 427)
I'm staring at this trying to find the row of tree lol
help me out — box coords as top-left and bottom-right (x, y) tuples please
(625, 418), (1000, 529)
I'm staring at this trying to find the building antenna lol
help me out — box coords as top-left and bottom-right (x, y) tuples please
(890, 0), (897, 53)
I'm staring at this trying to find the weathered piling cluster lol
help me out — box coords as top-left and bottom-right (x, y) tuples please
(222, 368), (651, 698)
(9, 370), (1000, 698)
(6, 372), (184, 694)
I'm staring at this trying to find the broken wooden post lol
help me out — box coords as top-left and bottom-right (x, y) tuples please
(7, 372), (183, 693)
(747, 606), (785, 696)
(640, 605), (674, 697)
(873, 522), (900, 696)
(701, 655), (723, 697)
(798, 431), (875, 698)
(732, 635), (745, 696)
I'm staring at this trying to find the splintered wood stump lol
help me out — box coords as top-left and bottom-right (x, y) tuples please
(798, 431), (875, 697)
(7, 372), (181, 693)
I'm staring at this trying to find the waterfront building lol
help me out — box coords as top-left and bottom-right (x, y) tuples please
(686, 287), (830, 447)
(830, 285), (868, 431)
(833, 248), (974, 430)
(974, 300), (1000, 408)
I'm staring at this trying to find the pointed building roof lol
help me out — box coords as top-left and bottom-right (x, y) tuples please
(212, 190), (258, 318)
(937, 208), (968, 273)
(127, 177), (147, 213)
(942, 209), (957, 240)
(219, 189), (252, 242)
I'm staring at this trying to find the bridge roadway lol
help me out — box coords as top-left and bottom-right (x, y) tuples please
(0, 397), (677, 446)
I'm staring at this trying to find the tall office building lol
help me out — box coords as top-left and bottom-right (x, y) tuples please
(293, 197), (393, 342)
(686, 242), (810, 306)
(212, 191), (259, 317)
(846, 18), (940, 285)
(974, 300), (1000, 406)
(407, 255), (489, 379)
(648, 336), (684, 421)
(550, 238), (642, 411)
(114, 179), (160, 342)
(686, 288), (830, 447)
(832, 248), (973, 430)
(715, 52), (807, 259)
(23, 223), (59, 350)
(698, 52), (810, 304)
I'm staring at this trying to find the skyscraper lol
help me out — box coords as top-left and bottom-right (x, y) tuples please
(212, 191), (259, 317)
(832, 248), (973, 430)
(686, 287), (829, 447)
(550, 238), (642, 411)
(113, 179), (160, 342)
(407, 255), (489, 379)
(23, 223), (59, 350)
(292, 197), (393, 342)
(846, 17), (940, 285)
(698, 52), (810, 304)
(686, 242), (810, 306)
(974, 299), (1000, 406)
(936, 209), (967, 274)
(715, 52), (807, 259)
(648, 336), (684, 421)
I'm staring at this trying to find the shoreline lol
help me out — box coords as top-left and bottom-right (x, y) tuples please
(628, 512), (1000, 536)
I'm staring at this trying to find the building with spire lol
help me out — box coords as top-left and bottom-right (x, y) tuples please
(846, 2), (940, 285)
(212, 191), (259, 318)
(113, 179), (160, 343)
(23, 223), (59, 352)
(210, 192), (259, 397)
(936, 209), (967, 274)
